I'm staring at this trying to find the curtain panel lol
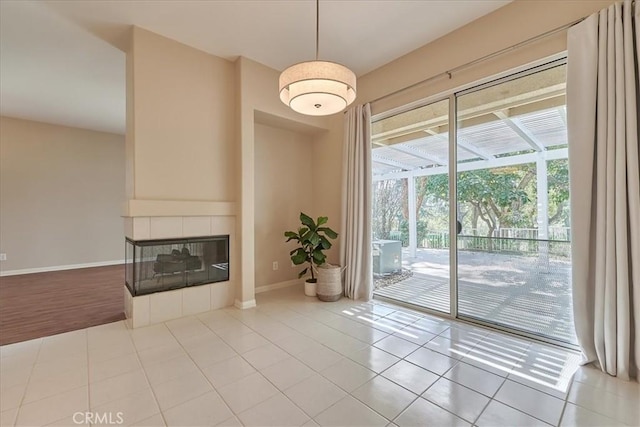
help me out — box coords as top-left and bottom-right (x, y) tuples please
(567, 0), (640, 380)
(341, 104), (373, 300)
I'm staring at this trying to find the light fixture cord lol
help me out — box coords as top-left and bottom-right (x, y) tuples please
(315, 0), (319, 60)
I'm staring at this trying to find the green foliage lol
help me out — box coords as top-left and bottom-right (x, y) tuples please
(399, 219), (429, 247)
(547, 159), (570, 226)
(459, 169), (530, 208)
(547, 160), (569, 203)
(284, 212), (338, 281)
(372, 179), (405, 240)
(420, 165), (537, 234)
(424, 174), (448, 199)
(372, 160), (571, 242)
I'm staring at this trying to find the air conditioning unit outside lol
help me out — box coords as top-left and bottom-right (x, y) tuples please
(372, 239), (402, 275)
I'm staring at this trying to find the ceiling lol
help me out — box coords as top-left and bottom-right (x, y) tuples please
(371, 62), (568, 177)
(0, 0), (511, 135)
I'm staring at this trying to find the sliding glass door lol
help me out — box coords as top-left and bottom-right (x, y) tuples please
(371, 59), (577, 346)
(455, 61), (577, 345)
(372, 99), (451, 314)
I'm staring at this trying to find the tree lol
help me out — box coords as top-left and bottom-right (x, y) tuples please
(423, 165), (537, 238)
(459, 166), (536, 236)
(372, 159), (571, 246)
(372, 179), (405, 240)
(401, 176), (431, 221)
(547, 159), (570, 227)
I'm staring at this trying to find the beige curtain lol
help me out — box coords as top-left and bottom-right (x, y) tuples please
(341, 104), (373, 300)
(567, 0), (640, 380)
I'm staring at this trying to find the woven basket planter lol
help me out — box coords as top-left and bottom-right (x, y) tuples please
(316, 264), (343, 302)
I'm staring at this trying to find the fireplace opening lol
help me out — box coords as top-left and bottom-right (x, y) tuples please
(125, 235), (229, 296)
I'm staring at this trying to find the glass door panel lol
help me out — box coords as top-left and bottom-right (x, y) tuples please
(455, 63), (577, 345)
(372, 99), (450, 313)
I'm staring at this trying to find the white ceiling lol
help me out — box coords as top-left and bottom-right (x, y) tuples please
(0, 0), (511, 135)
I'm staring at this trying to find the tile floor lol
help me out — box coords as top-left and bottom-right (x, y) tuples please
(1, 286), (638, 427)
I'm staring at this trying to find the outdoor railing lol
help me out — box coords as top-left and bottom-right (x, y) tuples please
(380, 227), (571, 258)
(418, 233), (570, 258)
(389, 231), (409, 247)
(423, 232), (449, 248)
(478, 227), (571, 241)
(457, 235), (570, 258)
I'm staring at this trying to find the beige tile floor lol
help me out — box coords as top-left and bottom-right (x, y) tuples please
(1, 286), (638, 427)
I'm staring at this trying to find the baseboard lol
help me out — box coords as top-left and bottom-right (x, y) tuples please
(234, 299), (257, 309)
(255, 278), (302, 294)
(0, 260), (125, 277)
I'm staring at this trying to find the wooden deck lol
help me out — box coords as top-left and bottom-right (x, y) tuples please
(374, 249), (577, 344)
(0, 265), (125, 345)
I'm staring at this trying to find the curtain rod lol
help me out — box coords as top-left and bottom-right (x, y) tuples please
(369, 16), (587, 105)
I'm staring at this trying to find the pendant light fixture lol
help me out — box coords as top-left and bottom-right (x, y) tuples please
(279, 0), (356, 116)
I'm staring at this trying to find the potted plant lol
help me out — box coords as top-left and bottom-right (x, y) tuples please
(284, 212), (338, 296)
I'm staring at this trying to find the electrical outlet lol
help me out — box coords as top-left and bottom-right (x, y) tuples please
(0, 253), (6, 261)
(272, 261), (278, 271)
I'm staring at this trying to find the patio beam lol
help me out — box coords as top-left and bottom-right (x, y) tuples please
(371, 84), (565, 142)
(408, 177), (417, 258)
(371, 155), (417, 171)
(557, 106), (567, 126)
(382, 135), (449, 166)
(456, 138), (495, 161)
(536, 154), (549, 263)
(373, 148), (567, 182)
(424, 129), (495, 161)
(386, 143), (445, 167)
(493, 111), (545, 152)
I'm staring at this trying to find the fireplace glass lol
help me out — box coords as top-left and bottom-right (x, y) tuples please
(125, 235), (229, 296)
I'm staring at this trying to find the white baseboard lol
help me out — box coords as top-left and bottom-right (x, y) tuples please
(255, 278), (302, 294)
(234, 299), (257, 309)
(0, 260), (125, 277)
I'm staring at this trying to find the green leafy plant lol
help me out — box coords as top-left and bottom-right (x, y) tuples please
(284, 212), (338, 282)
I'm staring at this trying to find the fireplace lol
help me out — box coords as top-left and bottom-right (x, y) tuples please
(125, 235), (229, 296)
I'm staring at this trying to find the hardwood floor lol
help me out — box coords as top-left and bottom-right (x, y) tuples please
(0, 265), (125, 345)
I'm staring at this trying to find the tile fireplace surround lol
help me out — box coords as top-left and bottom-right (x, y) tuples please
(123, 214), (237, 328)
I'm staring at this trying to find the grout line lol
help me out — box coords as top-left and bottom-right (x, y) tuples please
(557, 396), (570, 427)
(350, 377), (420, 423)
(283, 300), (463, 423)
(190, 313), (306, 423)
(24, 331), (91, 426)
(11, 337), (44, 425)
(205, 315), (317, 422)
(232, 293), (572, 426)
(221, 302), (401, 422)
(84, 328), (91, 420)
(491, 379), (564, 426)
(315, 298), (568, 427)
(127, 323), (171, 427)
(472, 393), (494, 426)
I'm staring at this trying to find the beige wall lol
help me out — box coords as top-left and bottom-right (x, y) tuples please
(311, 113), (343, 265)
(0, 116), (125, 272)
(254, 123), (314, 287)
(124, 27), (241, 307)
(235, 57), (335, 300)
(127, 27), (235, 202)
